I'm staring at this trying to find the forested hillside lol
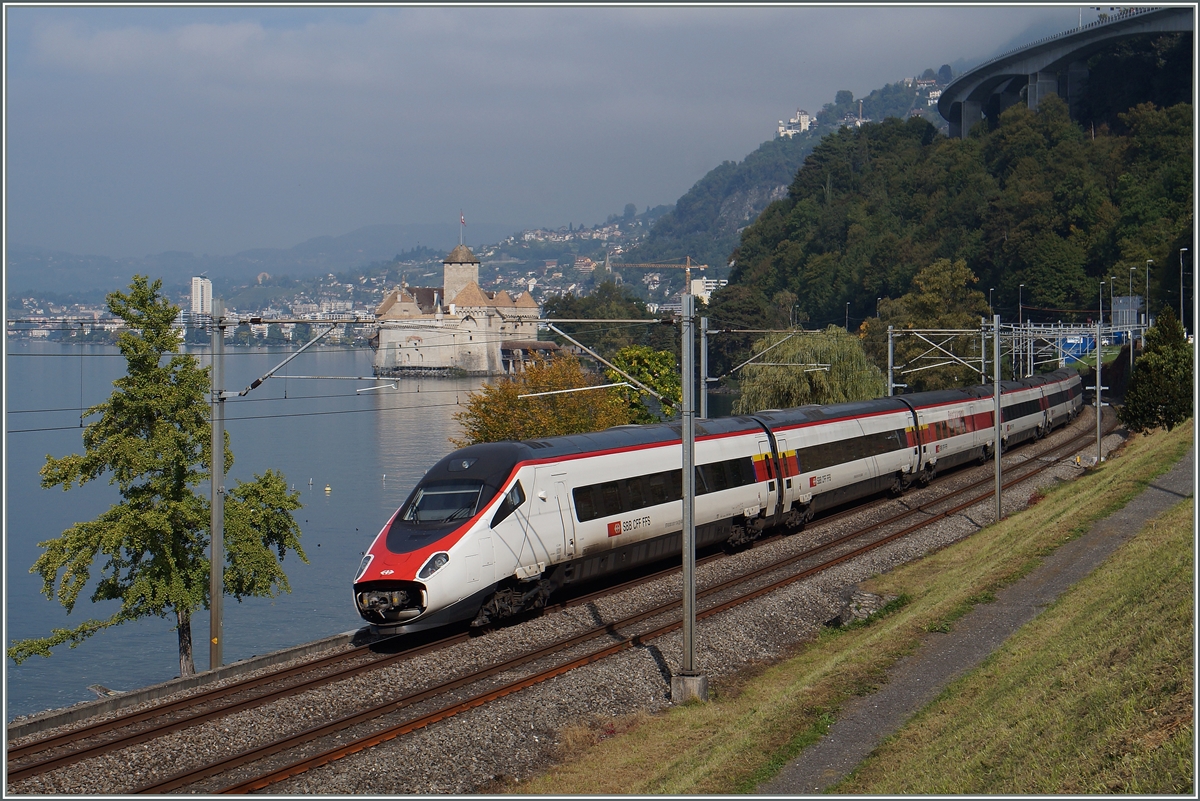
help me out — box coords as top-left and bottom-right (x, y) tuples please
(628, 75), (941, 274)
(626, 133), (822, 271)
(726, 96), (1193, 330)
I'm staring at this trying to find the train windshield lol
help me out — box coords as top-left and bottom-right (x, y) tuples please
(400, 480), (485, 524)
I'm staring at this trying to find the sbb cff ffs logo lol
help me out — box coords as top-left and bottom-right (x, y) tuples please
(608, 516), (652, 537)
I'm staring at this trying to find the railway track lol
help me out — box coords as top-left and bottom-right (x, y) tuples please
(7, 411), (1113, 794)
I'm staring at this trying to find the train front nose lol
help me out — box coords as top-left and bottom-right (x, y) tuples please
(354, 581), (427, 623)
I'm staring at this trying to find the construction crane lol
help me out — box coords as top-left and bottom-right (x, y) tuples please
(604, 254), (708, 291)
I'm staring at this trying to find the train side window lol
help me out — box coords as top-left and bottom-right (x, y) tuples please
(601, 481), (623, 517)
(646, 472), (669, 505)
(730, 457), (755, 486)
(626, 475), (649, 509)
(490, 481), (526, 528)
(572, 485), (598, 522)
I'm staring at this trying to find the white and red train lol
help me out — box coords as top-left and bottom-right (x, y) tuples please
(354, 370), (1083, 633)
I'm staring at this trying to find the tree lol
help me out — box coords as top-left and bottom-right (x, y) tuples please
(937, 64), (953, 84)
(451, 355), (632, 446)
(8, 276), (306, 677)
(861, 259), (991, 392)
(734, 326), (886, 413)
(703, 284), (791, 381)
(542, 280), (674, 357)
(605, 345), (682, 424)
(1119, 307), (1193, 432)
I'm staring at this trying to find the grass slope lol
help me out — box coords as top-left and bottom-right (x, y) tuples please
(836, 495), (1194, 794)
(512, 422), (1193, 794)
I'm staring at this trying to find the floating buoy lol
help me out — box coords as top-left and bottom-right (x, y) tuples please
(325, 484), (331, 493)
(309, 478), (313, 486)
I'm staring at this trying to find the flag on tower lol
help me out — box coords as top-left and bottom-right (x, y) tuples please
(460, 212), (466, 225)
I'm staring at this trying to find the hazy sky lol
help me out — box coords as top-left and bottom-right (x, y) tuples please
(5, 4), (1091, 259)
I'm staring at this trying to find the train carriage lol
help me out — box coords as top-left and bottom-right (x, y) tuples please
(354, 370), (1086, 634)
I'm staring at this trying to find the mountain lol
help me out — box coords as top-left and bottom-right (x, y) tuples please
(6, 222), (518, 300)
(626, 77), (939, 272)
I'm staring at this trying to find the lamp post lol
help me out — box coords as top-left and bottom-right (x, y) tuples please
(1181, 248), (1189, 333)
(876, 297), (881, 317)
(1018, 284), (1024, 378)
(1129, 266), (1135, 373)
(989, 287), (994, 316)
(1142, 261), (1152, 326)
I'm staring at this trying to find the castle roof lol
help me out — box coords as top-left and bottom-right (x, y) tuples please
(444, 244), (479, 264)
(513, 290), (539, 309)
(450, 281), (490, 308)
(491, 290), (515, 307)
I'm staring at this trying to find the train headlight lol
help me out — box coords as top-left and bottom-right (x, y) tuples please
(354, 553), (374, 582)
(418, 552), (450, 579)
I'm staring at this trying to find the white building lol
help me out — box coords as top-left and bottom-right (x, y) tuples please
(373, 245), (550, 376)
(689, 277), (729, 303)
(191, 277), (212, 316)
(777, 108), (811, 138)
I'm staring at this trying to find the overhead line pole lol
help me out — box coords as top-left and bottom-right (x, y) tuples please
(672, 292), (706, 703)
(210, 302), (228, 671)
(993, 314), (1002, 523)
(699, 316), (709, 420)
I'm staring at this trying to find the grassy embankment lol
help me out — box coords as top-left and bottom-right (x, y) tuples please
(512, 421), (1193, 795)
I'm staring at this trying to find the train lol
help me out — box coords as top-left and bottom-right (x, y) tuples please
(353, 369), (1084, 633)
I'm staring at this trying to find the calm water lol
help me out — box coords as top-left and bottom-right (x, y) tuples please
(5, 342), (484, 721)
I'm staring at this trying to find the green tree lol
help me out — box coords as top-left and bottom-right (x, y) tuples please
(233, 322), (253, 346)
(542, 280), (674, 357)
(8, 276), (306, 677)
(702, 284), (797, 382)
(1119, 307), (1193, 432)
(733, 326), (886, 413)
(606, 345), (682, 423)
(451, 355), (632, 446)
(861, 259), (991, 392)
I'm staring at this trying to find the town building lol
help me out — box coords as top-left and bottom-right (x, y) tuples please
(689, 277), (729, 303)
(777, 108), (811, 138)
(372, 245), (549, 376)
(191, 276), (212, 316)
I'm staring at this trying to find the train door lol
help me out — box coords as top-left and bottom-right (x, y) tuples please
(774, 436), (794, 507)
(756, 438), (779, 519)
(528, 466), (575, 568)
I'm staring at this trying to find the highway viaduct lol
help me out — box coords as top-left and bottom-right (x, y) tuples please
(938, 6), (1193, 138)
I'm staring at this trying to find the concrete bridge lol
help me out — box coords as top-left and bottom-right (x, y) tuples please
(938, 6), (1193, 138)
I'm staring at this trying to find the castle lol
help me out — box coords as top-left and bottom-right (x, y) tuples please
(372, 244), (550, 376)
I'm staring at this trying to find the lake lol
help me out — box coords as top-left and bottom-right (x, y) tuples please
(5, 342), (485, 721)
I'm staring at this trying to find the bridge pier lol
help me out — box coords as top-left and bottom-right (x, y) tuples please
(1026, 70), (1059, 111)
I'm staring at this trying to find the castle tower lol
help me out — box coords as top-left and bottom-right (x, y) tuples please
(442, 244), (480, 307)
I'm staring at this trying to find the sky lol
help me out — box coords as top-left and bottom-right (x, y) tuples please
(4, 3), (1093, 259)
